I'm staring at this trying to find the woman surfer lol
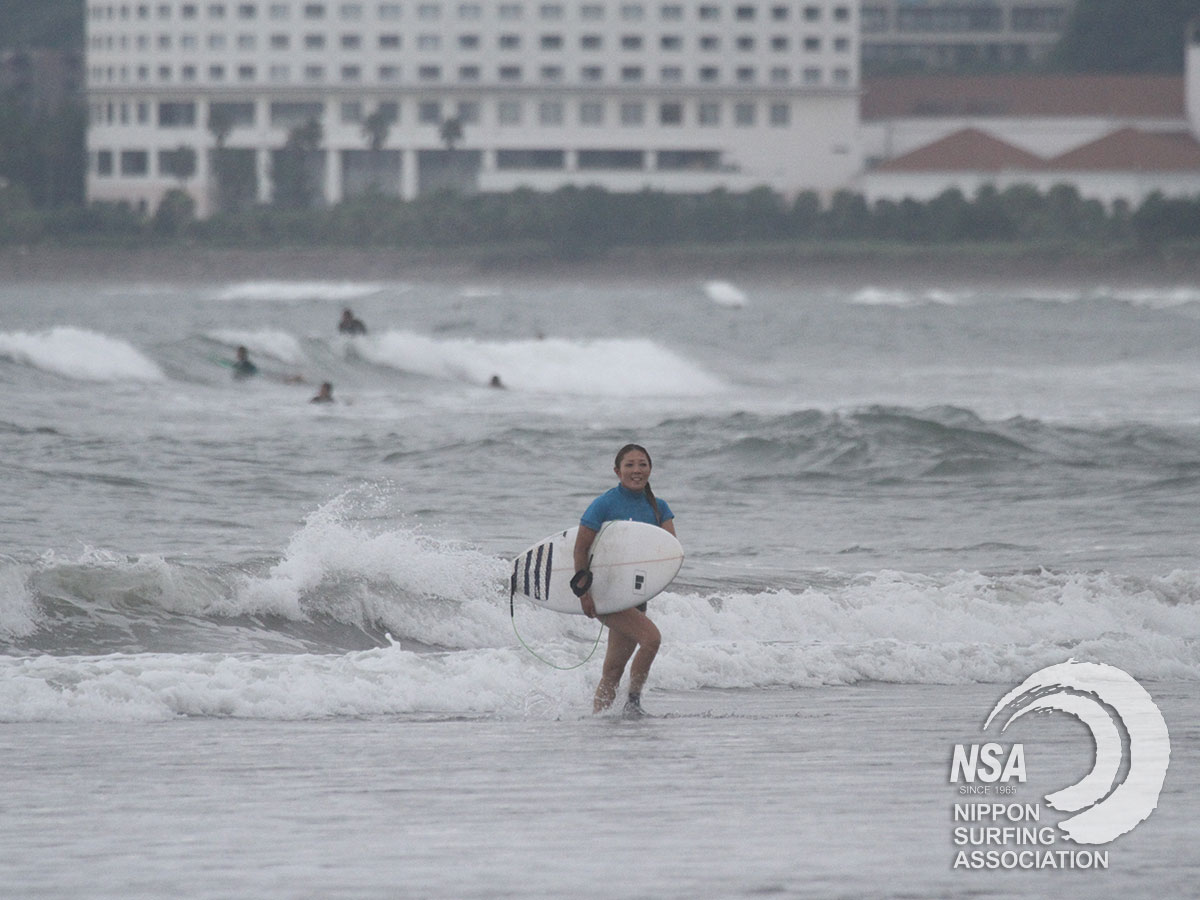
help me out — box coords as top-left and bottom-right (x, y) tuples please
(573, 444), (676, 715)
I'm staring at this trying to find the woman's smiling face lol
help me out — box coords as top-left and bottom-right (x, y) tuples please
(615, 448), (651, 491)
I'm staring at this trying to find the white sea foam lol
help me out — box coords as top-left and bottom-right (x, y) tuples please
(0, 327), (165, 382)
(212, 280), (387, 303)
(0, 561), (40, 640)
(704, 280), (748, 307)
(353, 330), (725, 395)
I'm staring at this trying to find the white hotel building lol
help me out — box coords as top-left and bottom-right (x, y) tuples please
(85, 0), (861, 216)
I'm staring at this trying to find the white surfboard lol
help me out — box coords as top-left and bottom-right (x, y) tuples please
(510, 521), (684, 616)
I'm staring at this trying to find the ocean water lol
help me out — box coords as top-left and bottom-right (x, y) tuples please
(2, 269), (1199, 897)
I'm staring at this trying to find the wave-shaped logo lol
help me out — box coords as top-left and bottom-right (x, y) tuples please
(985, 660), (1170, 844)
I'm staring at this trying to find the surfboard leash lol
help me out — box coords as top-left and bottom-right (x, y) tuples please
(509, 568), (603, 670)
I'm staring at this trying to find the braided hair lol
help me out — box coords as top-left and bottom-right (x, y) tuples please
(614, 443), (662, 526)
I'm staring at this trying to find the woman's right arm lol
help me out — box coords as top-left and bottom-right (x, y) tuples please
(573, 525), (599, 617)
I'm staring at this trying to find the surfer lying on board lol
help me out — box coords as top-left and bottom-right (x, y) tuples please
(231, 345), (258, 379)
(574, 443), (676, 715)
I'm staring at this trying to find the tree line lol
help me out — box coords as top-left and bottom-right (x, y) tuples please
(5, 181), (1200, 257)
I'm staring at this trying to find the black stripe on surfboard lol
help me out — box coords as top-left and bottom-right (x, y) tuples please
(533, 543), (544, 600)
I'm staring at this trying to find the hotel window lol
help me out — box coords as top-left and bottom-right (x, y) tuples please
(418, 100), (441, 123)
(418, 64), (441, 80)
(499, 33), (521, 49)
(619, 101), (643, 125)
(459, 3), (481, 17)
(803, 5), (819, 21)
(698, 101), (719, 125)
(304, 3), (325, 17)
(538, 100), (563, 125)
(659, 102), (682, 125)
(342, 64), (361, 81)
(699, 66), (718, 82)
(138, 102), (150, 123)
(137, 65), (149, 80)
(771, 36), (788, 51)
(158, 65), (172, 80)
(181, 33), (198, 48)
(157, 4), (171, 18)
(340, 2), (363, 17)
(620, 4), (643, 20)
(541, 65), (563, 80)
(660, 66), (682, 82)
(418, 3), (439, 18)
(735, 5), (753, 20)
(269, 63), (290, 80)
(736, 36), (754, 51)
(700, 35), (719, 50)
(736, 66), (755, 83)
(208, 33), (227, 49)
(380, 33), (401, 47)
(305, 33), (326, 48)
(498, 101), (523, 125)
(237, 33), (256, 48)
(498, 3), (522, 19)
(581, 65), (602, 81)
(540, 3), (563, 18)
(379, 64), (400, 80)
(581, 34), (602, 49)
(660, 3), (682, 19)
(418, 34), (441, 49)
(378, 3), (401, 18)
(579, 101), (604, 125)
(621, 35), (643, 50)
(269, 3), (288, 17)
(580, 4), (603, 20)
(341, 101), (363, 122)
(120, 150), (149, 176)
(270, 33), (289, 48)
(698, 4), (718, 19)
(770, 103), (789, 126)
(458, 34), (479, 48)
(158, 34), (171, 48)
(834, 37), (850, 52)
(208, 3), (226, 17)
(802, 66), (820, 83)
(833, 6), (849, 22)
(459, 65), (481, 80)
(771, 5), (787, 19)
(182, 64), (197, 81)
(136, 34), (150, 49)
(804, 36), (820, 51)
(499, 65), (522, 81)
(342, 34), (362, 49)
(304, 64), (325, 80)
(378, 101), (399, 122)
(96, 150), (114, 176)
(182, 3), (198, 18)
(457, 101), (480, 124)
(621, 66), (643, 82)
(660, 34), (681, 50)
(832, 67), (850, 84)
(541, 34), (563, 49)
(734, 101), (755, 126)
(238, 64), (256, 80)
(158, 101), (196, 126)
(769, 65), (789, 83)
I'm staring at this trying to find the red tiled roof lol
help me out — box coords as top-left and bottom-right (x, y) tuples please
(1049, 127), (1200, 170)
(862, 74), (1184, 120)
(876, 128), (1046, 172)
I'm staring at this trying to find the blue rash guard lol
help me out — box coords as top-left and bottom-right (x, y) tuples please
(580, 484), (674, 532)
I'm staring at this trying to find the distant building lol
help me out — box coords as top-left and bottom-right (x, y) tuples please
(861, 0), (1077, 73)
(859, 25), (1200, 208)
(84, 0), (862, 217)
(1, 48), (83, 111)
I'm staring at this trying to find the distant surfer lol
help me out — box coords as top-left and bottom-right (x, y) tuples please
(231, 345), (258, 379)
(489, 374), (505, 389)
(310, 381), (334, 403)
(573, 443), (676, 716)
(339, 308), (367, 335)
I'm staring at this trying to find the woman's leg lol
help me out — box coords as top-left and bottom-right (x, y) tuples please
(593, 608), (661, 712)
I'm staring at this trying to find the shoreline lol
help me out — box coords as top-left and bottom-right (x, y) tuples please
(5, 242), (1200, 286)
